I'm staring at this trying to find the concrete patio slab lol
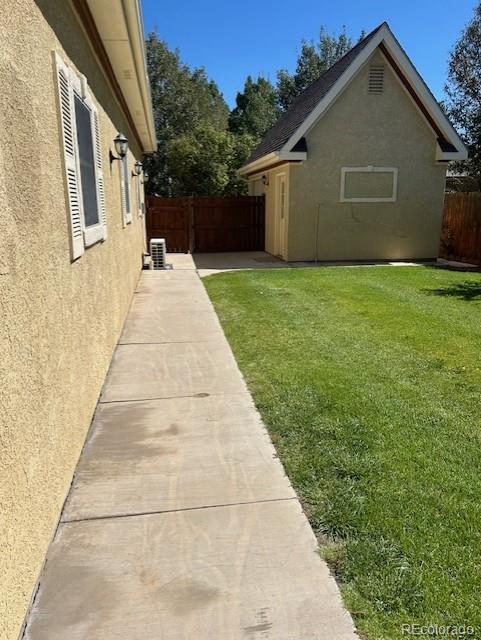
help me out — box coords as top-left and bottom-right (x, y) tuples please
(165, 252), (197, 270)
(101, 341), (243, 403)
(25, 500), (356, 640)
(193, 251), (286, 277)
(436, 257), (480, 270)
(62, 395), (295, 521)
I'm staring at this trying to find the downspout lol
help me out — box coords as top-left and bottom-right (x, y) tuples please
(315, 202), (321, 264)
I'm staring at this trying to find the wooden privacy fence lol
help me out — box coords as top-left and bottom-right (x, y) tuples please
(146, 195), (265, 253)
(440, 192), (481, 265)
(145, 196), (191, 253)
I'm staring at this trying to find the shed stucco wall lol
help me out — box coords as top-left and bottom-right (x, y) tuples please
(0, 2), (146, 638)
(286, 49), (447, 261)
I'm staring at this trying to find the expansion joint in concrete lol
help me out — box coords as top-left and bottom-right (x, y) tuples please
(60, 496), (298, 525)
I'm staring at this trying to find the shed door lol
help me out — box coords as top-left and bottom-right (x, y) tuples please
(274, 173), (287, 259)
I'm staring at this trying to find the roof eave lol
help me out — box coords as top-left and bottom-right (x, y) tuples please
(238, 150), (307, 176)
(238, 152), (279, 176)
(85, 0), (157, 153)
(378, 26), (468, 160)
(437, 149), (468, 162)
(278, 26), (389, 156)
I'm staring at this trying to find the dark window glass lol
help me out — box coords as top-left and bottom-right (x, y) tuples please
(74, 95), (99, 227)
(122, 155), (130, 214)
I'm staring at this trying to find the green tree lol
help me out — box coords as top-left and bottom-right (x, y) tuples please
(444, 3), (481, 187)
(277, 26), (356, 110)
(143, 32), (229, 195)
(228, 75), (280, 139)
(165, 126), (255, 196)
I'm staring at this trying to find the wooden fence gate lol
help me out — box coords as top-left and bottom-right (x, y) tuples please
(146, 196), (191, 253)
(440, 192), (481, 265)
(146, 195), (265, 253)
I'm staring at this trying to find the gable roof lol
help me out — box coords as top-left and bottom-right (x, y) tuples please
(247, 24), (383, 165)
(239, 22), (467, 174)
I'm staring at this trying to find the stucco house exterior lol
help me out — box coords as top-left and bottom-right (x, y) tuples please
(0, 1), (156, 638)
(239, 23), (467, 262)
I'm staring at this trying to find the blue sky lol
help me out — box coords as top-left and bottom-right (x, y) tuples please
(141, 0), (476, 108)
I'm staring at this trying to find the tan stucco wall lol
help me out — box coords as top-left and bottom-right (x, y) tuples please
(0, 2), (146, 638)
(286, 48), (447, 261)
(248, 176), (264, 197)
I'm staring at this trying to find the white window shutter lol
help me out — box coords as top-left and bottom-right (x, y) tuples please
(140, 178), (145, 216)
(120, 164), (127, 225)
(93, 110), (107, 239)
(55, 53), (84, 260)
(78, 83), (105, 246)
(120, 156), (132, 226)
(136, 174), (143, 218)
(140, 174), (146, 216)
(140, 171), (145, 216)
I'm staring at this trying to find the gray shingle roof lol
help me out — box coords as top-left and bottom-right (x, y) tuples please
(245, 24), (385, 165)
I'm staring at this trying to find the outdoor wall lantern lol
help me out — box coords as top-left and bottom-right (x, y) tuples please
(109, 132), (129, 165)
(261, 174), (269, 186)
(132, 160), (143, 177)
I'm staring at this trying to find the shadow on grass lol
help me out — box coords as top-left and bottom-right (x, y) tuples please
(424, 263), (481, 274)
(423, 281), (481, 301)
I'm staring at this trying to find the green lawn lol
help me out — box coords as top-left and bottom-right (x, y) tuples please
(204, 266), (481, 639)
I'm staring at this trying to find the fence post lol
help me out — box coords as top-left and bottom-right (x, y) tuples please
(188, 196), (195, 254)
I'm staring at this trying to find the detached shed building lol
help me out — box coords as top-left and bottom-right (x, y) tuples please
(239, 23), (467, 262)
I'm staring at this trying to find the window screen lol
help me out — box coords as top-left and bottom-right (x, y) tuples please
(74, 95), (99, 227)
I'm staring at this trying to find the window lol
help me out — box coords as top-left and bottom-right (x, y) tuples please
(368, 64), (384, 94)
(340, 166), (398, 203)
(74, 96), (99, 228)
(55, 53), (107, 259)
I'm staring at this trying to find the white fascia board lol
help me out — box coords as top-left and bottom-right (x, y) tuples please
(238, 150), (307, 176)
(375, 47), (467, 163)
(278, 151), (307, 161)
(238, 152), (280, 176)
(281, 23), (468, 160)
(436, 151), (463, 162)
(122, 0), (157, 152)
(380, 26), (467, 160)
(280, 26), (387, 154)
(437, 149), (468, 161)
(86, 0), (157, 153)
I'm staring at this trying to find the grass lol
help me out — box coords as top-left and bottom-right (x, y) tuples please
(203, 265), (481, 639)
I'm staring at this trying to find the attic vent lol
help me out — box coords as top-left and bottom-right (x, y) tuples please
(368, 65), (384, 94)
(150, 238), (166, 270)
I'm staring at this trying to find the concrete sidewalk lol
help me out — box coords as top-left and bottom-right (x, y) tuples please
(24, 256), (357, 640)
